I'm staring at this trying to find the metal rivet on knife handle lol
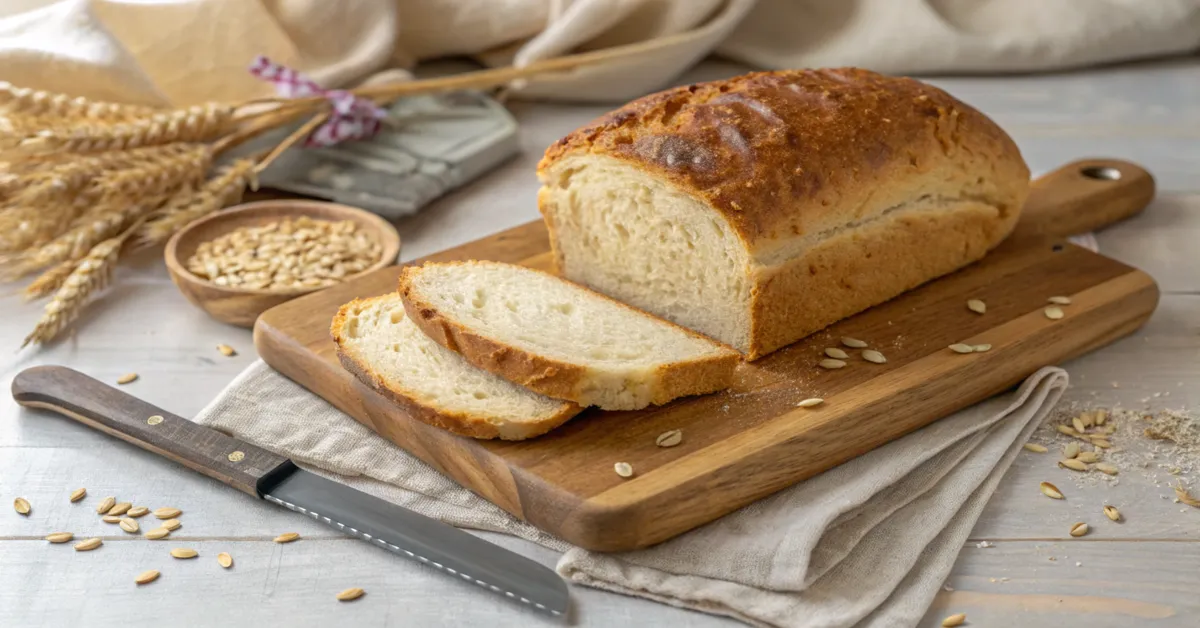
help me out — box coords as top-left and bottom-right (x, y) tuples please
(228, 451), (245, 462)
(147, 415), (163, 425)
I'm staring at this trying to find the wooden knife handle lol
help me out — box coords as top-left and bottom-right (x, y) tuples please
(1012, 158), (1155, 241)
(12, 365), (295, 497)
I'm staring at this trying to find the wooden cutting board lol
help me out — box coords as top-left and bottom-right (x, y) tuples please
(254, 159), (1158, 552)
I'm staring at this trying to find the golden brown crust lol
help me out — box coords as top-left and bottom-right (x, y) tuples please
(330, 297), (581, 441)
(398, 261), (742, 410)
(538, 68), (1030, 255)
(746, 200), (1014, 358)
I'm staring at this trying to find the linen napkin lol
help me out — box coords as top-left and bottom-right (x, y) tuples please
(195, 361), (1068, 628)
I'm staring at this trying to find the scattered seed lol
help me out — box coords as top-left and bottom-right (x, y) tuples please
(1048, 296), (1072, 305)
(1044, 306), (1064, 320)
(69, 488), (87, 503)
(1072, 417), (1087, 433)
(336, 587), (365, 602)
(861, 349), (887, 364)
(154, 507), (181, 519)
(1091, 439), (1112, 449)
(967, 299), (986, 314)
(613, 463), (634, 479)
(1077, 451), (1101, 463)
(102, 515), (121, 524)
(170, 548), (198, 559)
(942, 613), (966, 627)
(655, 430), (682, 448)
(119, 518), (139, 533)
(1094, 409), (1107, 426)
(824, 347), (849, 359)
(797, 398), (825, 408)
(217, 344), (236, 357)
(274, 532), (301, 544)
(973, 344), (992, 352)
(96, 496), (116, 514)
(127, 506), (149, 518)
(217, 552), (233, 568)
(145, 528), (170, 540)
(1079, 411), (1094, 428)
(1176, 485), (1200, 508)
(13, 497), (30, 515)
(1104, 505), (1121, 521)
(45, 532), (73, 543)
(1063, 442), (1080, 459)
(818, 358), (847, 369)
(74, 538), (102, 551)
(136, 570), (160, 585)
(1040, 482), (1064, 499)
(1056, 424), (1078, 437)
(1069, 522), (1089, 537)
(1059, 459), (1089, 472)
(116, 372), (138, 385)
(1095, 463), (1119, 476)
(948, 343), (975, 354)
(162, 518), (181, 531)
(108, 502), (132, 516)
(841, 337), (868, 348)
(1023, 443), (1047, 453)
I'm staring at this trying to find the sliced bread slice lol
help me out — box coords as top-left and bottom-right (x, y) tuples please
(398, 261), (742, 411)
(332, 293), (581, 440)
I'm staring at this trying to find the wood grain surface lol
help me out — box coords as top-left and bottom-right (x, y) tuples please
(254, 160), (1160, 551)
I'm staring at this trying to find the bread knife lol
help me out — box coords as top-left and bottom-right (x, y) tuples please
(11, 365), (569, 617)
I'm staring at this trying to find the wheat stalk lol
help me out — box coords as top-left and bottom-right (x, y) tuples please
(5, 103), (234, 156)
(22, 259), (77, 301)
(21, 230), (127, 347)
(133, 159), (259, 248)
(0, 82), (157, 121)
(0, 144), (211, 255)
(2, 190), (173, 279)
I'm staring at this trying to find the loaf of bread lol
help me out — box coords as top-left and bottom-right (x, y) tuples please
(399, 261), (741, 411)
(537, 68), (1030, 359)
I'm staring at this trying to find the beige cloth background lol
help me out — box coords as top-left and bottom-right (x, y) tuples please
(2, 0), (1199, 106)
(196, 362), (1068, 627)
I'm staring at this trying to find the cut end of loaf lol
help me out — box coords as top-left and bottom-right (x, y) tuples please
(331, 293), (581, 440)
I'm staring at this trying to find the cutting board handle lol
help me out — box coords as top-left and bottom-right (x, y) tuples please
(1012, 158), (1155, 241)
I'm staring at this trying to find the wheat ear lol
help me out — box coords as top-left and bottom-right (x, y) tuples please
(133, 159), (259, 248)
(21, 230), (127, 347)
(2, 190), (173, 279)
(0, 82), (158, 121)
(22, 259), (77, 301)
(5, 103), (234, 156)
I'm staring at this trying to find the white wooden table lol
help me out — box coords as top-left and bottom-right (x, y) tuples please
(2, 59), (1198, 627)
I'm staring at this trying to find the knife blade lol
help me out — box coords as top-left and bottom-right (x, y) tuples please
(11, 365), (569, 616)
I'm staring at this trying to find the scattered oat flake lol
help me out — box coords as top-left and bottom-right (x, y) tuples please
(45, 532), (73, 543)
(797, 398), (824, 408)
(1048, 296), (1072, 305)
(967, 299), (986, 314)
(1023, 443), (1048, 453)
(973, 344), (992, 352)
(274, 532), (301, 543)
(655, 429), (682, 448)
(818, 358), (846, 369)
(862, 349), (886, 364)
(948, 343), (975, 354)
(69, 488), (87, 503)
(614, 462), (634, 478)
(153, 507), (181, 519)
(74, 538), (102, 551)
(117, 372), (138, 385)
(824, 347), (849, 359)
(136, 570), (160, 585)
(1044, 306), (1065, 320)
(1059, 459), (1089, 472)
(336, 587), (365, 602)
(841, 337), (868, 348)
(942, 613), (966, 627)
(96, 496), (116, 514)
(1040, 482), (1064, 499)
(218, 552), (233, 568)
(217, 344), (236, 357)
(13, 497), (30, 515)
(170, 548), (198, 559)
(1069, 522), (1089, 537)
(1104, 505), (1121, 521)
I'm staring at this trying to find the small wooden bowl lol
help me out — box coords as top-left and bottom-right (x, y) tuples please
(165, 200), (401, 327)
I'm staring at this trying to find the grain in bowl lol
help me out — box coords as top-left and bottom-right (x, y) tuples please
(185, 216), (383, 291)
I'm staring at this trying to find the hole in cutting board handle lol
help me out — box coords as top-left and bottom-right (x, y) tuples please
(1080, 166), (1122, 181)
